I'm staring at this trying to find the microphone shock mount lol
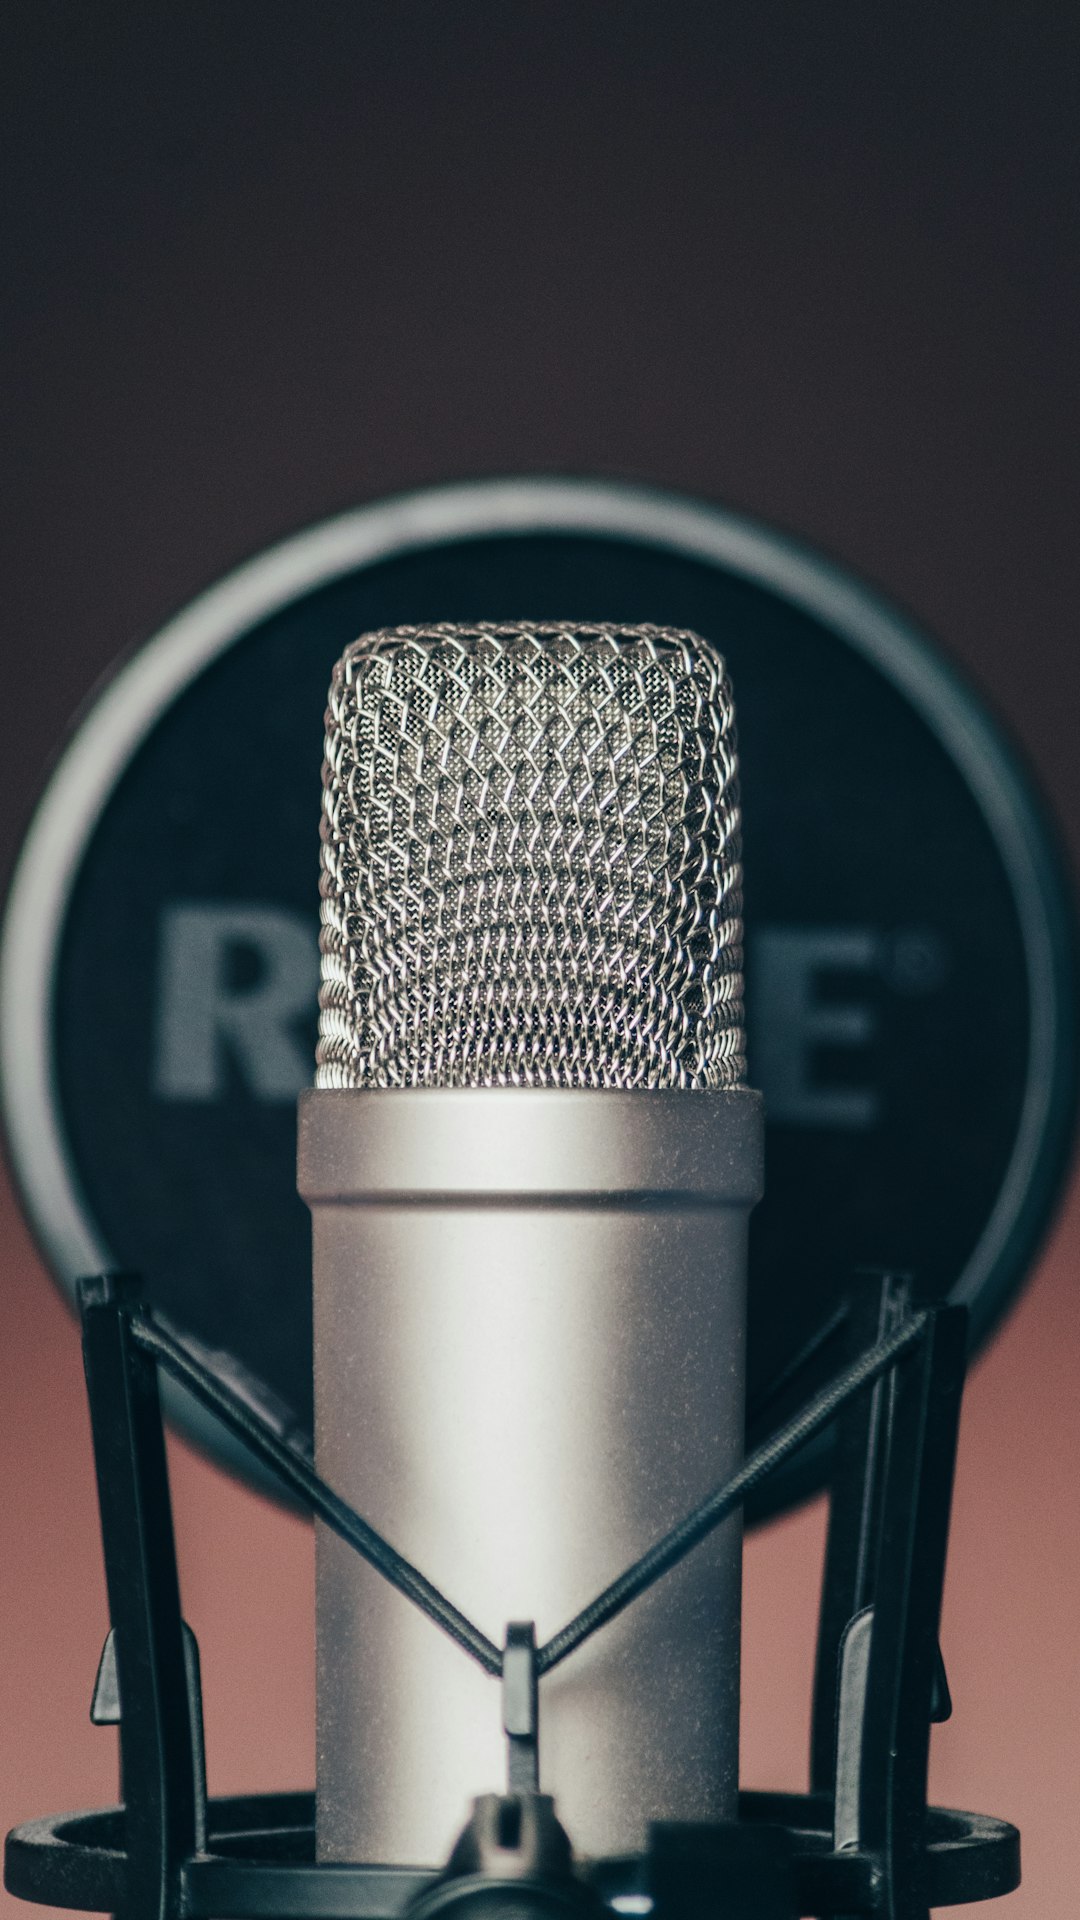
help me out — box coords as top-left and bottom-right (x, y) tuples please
(5, 1270), (1021, 1920)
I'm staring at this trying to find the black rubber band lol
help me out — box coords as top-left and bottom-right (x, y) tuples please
(536, 1309), (928, 1674)
(131, 1316), (504, 1677)
(133, 1301), (929, 1684)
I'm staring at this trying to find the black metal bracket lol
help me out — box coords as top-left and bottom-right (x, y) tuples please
(3, 1268), (1021, 1920)
(78, 1273), (208, 1920)
(503, 1623), (540, 1792)
(810, 1271), (969, 1919)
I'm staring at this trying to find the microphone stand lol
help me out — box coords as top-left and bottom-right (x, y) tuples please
(5, 1271), (1020, 1920)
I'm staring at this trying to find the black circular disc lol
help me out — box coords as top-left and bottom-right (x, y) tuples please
(1, 478), (1074, 1514)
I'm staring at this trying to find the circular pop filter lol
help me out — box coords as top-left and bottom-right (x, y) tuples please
(2, 478), (1074, 1515)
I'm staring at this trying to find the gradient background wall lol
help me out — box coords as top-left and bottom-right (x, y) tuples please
(2, 8), (1078, 1918)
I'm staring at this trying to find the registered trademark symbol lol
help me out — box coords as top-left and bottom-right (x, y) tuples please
(880, 928), (950, 995)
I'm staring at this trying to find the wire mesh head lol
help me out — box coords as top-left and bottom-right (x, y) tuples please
(316, 622), (745, 1089)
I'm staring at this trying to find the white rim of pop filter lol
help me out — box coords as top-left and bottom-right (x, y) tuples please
(1, 477), (1074, 1492)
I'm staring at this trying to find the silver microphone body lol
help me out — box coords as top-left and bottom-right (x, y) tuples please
(300, 623), (762, 1867)
(301, 1084), (761, 1865)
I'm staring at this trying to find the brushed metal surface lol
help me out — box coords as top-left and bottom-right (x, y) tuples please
(300, 1087), (762, 1866)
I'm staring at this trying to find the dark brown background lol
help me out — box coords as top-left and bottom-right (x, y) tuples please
(2, 7), (1079, 1917)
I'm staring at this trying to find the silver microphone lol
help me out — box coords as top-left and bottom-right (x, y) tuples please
(298, 622), (763, 1867)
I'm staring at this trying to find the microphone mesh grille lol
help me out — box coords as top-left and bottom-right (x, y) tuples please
(316, 622), (745, 1090)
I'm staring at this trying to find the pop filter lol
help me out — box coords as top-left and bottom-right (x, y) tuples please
(1, 477), (1074, 1513)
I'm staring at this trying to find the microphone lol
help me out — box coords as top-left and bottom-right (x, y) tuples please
(298, 622), (764, 1868)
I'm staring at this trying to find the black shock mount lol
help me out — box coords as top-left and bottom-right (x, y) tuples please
(4, 1269), (1020, 1920)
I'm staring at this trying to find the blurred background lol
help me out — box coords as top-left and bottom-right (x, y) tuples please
(2, 6), (1078, 1918)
